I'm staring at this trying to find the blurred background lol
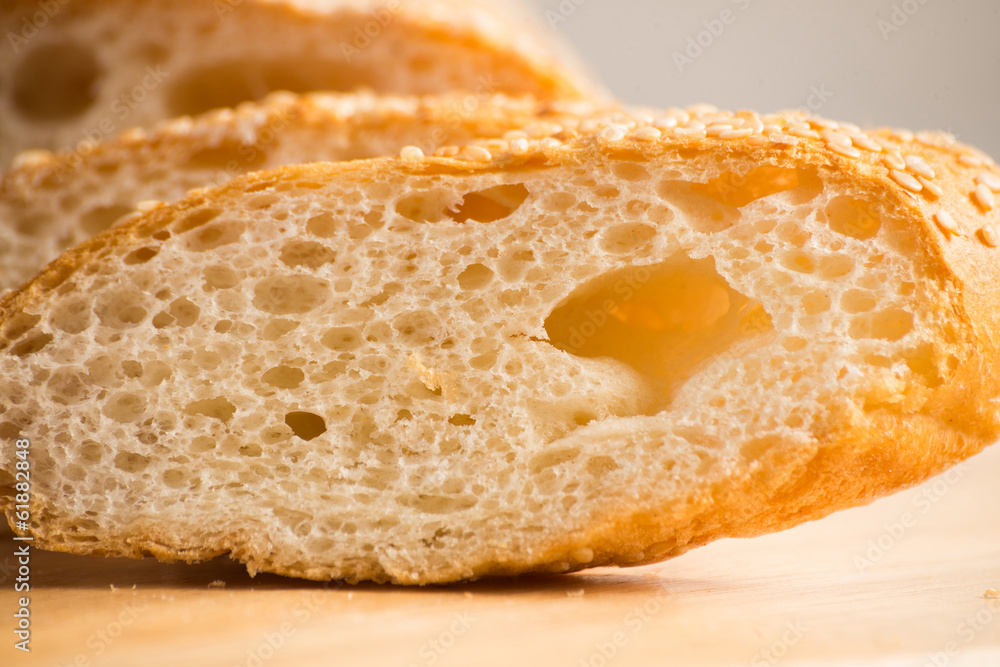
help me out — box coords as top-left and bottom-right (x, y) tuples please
(527, 0), (1000, 158)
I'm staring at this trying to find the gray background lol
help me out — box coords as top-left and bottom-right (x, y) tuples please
(528, 0), (1000, 158)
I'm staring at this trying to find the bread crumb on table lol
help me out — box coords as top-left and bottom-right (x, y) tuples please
(208, 580), (226, 589)
(985, 588), (999, 599)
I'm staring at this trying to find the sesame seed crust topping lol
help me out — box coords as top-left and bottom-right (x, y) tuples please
(934, 210), (961, 236)
(400, 145), (425, 162)
(891, 170), (924, 193)
(979, 225), (1000, 248)
(421, 103), (1000, 250)
(974, 184), (996, 212)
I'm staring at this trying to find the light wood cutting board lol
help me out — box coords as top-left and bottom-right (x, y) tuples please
(3, 445), (999, 667)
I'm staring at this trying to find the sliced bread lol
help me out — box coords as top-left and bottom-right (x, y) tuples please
(1, 106), (997, 584)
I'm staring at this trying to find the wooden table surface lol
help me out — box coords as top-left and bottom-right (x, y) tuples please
(3, 445), (999, 667)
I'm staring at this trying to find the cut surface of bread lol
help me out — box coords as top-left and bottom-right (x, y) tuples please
(0, 0), (604, 165)
(0, 92), (609, 293)
(1, 106), (998, 584)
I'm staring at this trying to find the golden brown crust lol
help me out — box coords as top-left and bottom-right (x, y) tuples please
(2, 106), (998, 583)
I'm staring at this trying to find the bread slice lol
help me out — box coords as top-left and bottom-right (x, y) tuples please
(2, 106), (998, 584)
(0, 91), (608, 293)
(0, 0), (603, 166)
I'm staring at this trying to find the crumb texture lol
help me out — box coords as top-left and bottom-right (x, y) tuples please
(0, 138), (973, 583)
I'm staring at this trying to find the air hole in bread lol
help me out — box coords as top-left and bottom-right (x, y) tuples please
(448, 414), (476, 426)
(11, 332), (54, 357)
(280, 240), (336, 269)
(185, 141), (269, 171)
(166, 59), (372, 117)
(175, 207), (223, 234)
(849, 308), (914, 342)
(253, 275), (330, 315)
(124, 247), (160, 265)
(285, 411), (327, 441)
(95, 289), (148, 329)
(113, 451), (151, 473)
(263, 365), (306, 389)
(2, 311), (41, 340)
(13, 42), (102, 121)
(600, 223), (656, 254)
(103, 392), (147, 423)
(81, 205), (134, 237)
(545, 255), (773, 407)
(184, 219), (246, 252)
(693, 166), (821, 208)
(446, 184), (530, 223)
(824, 195), (882, 240)
(185, 397), (236, 422)
(456, 263), (494, 291)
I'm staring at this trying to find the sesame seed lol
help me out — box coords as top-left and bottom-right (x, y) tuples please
(959, 153), (985, 168)
(979, 225), (1000, 247)
(934, 210), (961, 236)
(849, 134), (883, 153)
(720, 128), (754, 140)
(976, 172), (1000, 192)
(136, 200), (164, 212)
(895, 129), (915, 143)
(822, 130), (852, 147)
(674, 128), (707, 139)
(828, 142), (862, 158)
(436, 146), (459, 158)
(747, 117), (765, 134)
(762, 124), (783, 135)
(10, 149), (53, 168)
(683, 120), (707, 131)
(788, 126), (821, 140)
(503, 130), (528, 142)
(904, 155), (936, 180)
(883, 153), (907, 171)
(974, 183), (995, 211)
(400, 145), (424, 161)
(539, 137), (562, 149)
(746, 135), (769, 147)
(600, 124), (627, 141)
(915, 131), (941, 146)
(918, 177), (943, 198)
(890, 170), (924, 193)
(811, 118), (841, 131)
(510, 138), (530, 155)
(633, 126), (662, 140)
(706, 123), (734, 137)
(653, 116), (679, 130)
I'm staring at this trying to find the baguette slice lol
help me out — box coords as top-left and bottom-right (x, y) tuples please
(0, 91), (609, 293)
(2, 106), (998, 584)
(0, 0), (604, 165)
